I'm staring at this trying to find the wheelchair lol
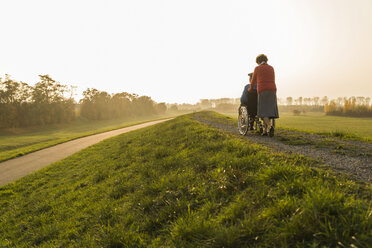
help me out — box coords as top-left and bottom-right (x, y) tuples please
(238, 78), (278, 136)
(238, 105), (262, 135)
(238, 106), (276, 136)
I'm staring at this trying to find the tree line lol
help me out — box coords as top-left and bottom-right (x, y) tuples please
(282, 96), (329, 106)
(324, 97), (372, 117)
(79, 88), (166, 120)
(0, 75), (167, 129)
(0, 75), (75, 128)
(172, 96), (372, 117)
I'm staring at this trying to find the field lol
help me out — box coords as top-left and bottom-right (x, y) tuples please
(0, 114), (179, 162)
(222, 111), (372, 140)
(276, 112), (372, 139)
(0, 113), (370, 247)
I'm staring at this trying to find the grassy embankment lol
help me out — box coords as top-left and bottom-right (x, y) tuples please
(0, 113), (370, 247)
(223, 111), (372, 141)
(0, 113), (180, 162)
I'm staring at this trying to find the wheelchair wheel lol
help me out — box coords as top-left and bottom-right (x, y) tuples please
(238, 106), (249, 135)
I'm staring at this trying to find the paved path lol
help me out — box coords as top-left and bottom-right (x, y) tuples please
(0, 119), (172, 186)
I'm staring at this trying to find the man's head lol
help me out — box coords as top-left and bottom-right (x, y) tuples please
(256, 54), (268, 64)
(248, 73), (253, 82)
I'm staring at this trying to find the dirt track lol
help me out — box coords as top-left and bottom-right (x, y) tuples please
(0, 119), (172, 187)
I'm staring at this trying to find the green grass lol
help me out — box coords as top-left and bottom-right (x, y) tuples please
(221, 111), (372, 141)
(0, 113), (370, 247)
(276, 112), (372, 140)
(0, 114), (178, 162)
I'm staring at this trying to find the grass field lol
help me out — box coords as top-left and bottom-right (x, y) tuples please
(0, 114), (370, 247)
(276, 112), (372, 138)
(0, 114), (178, 162)
(222, 111), (372, 140)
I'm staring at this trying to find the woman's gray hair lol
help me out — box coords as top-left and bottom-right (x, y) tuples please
(256, 54), (268, 64)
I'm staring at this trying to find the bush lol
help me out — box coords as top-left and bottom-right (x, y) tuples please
(292, 109), (301, 116)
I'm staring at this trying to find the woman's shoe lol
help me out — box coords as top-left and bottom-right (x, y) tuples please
(261, 131), (268, 136)
(269, 126), (275, 137)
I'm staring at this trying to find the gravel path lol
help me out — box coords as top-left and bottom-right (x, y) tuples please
(0, 119), (172, 187)
(194, 112), (372, 183)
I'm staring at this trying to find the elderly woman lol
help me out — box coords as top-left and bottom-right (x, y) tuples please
(249, 54), (279, 136)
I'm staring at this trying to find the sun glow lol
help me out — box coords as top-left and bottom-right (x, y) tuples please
(0, 0), (371, 103)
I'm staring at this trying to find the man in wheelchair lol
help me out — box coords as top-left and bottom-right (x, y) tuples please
(239, 73), (258, 132)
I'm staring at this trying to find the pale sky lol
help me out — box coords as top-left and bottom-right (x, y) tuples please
(1, 0), (371, 104)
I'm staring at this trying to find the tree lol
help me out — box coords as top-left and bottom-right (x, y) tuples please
(313, 97), (320, 106)
(200, 99), (211, 108)
(155, 102), (167, 115)
(321, 96), (328, 106)
(169, 104), (178, 112)
(0, 75), (75, 128)
(365, 97), (371, 106)
(303, 98), (311, 105)
(286, 97), (293, 106)
(80, 88), (111, 120)
(79, 88), (163, 120)
(297, 97), (303, 106)
(133, 96), (156, 116)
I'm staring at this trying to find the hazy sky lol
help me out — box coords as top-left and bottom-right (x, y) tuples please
(1, 0), (371, 103)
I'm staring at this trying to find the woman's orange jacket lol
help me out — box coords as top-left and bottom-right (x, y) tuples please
(249, 63), (277, 93)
